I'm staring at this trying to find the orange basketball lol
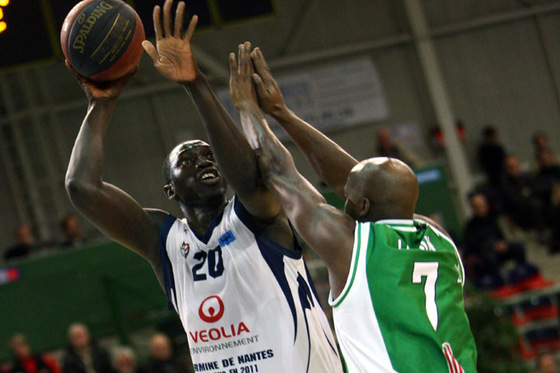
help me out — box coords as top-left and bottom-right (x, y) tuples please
(60, 0), (145, 81)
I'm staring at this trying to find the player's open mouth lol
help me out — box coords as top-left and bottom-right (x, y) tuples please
(199, 170), (219, 185)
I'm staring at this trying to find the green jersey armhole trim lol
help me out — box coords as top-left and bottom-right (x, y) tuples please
(330, 222), (364, 308)
(416, 217), (466, 286)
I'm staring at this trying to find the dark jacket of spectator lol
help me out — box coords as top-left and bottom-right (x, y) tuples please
(533, 162), (560, 215)
(500, 155), (544, 230)
(61, 344), (114, 373)
(463, 215), (504, 259)
(462, 193), (528, 289)
(141, 359), (191, 373)
(477, 126), (506, 186)
(3, 224), (37, 262)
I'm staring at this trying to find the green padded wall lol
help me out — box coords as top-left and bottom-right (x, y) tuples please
(0, 242), (172, 362)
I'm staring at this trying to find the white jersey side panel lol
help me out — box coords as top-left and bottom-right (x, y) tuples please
(159, 197), (342, 373)
(329, 222), (397, 373)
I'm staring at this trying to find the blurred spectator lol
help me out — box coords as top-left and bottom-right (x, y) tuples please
(477, 125), (506, 186)
(533, 149), (560, 214)
(462, 192), (531, 290)
(3, 224), (37, 262)
(536, 351), (559, 373)
(62, 323), (114, 373)
(500, 154), (544, 231)
(375, 128), (420, 169)
(532, 131), (559, 169)
(112, 347), (145, 373)
(7, 333), (60, 373)
(140, 333), (193, 373)
(60, 215), (84, 249)
(533, 148), (560, 253)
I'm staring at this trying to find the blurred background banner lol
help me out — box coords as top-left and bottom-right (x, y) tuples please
(217, 56), (390, 139)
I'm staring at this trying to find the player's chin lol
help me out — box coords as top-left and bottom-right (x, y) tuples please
(197, 185), (227, 200)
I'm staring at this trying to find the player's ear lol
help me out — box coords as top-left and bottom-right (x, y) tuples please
(164, 184), (176, 200)
(358, 198), (370, 218)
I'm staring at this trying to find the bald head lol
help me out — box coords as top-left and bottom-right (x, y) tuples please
(68, 323), (90, 351)
(149, 333), (173, 361)
(344, 157), (418, 222)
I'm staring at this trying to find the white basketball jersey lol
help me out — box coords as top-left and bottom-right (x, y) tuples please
(159, 197), (342, 373)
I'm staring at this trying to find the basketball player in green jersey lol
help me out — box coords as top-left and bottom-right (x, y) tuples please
(229, 44), (477, 372)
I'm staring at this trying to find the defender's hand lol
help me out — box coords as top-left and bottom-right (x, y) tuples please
(229, 42), (258, 110)
(142, 0), (199, 83)
(251, 47), (288, 117)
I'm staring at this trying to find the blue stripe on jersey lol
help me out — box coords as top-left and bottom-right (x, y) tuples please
(304, 262), (321, 308)
(159, 214), (179, 311)
(233, 196), (302, 259)
(233, 197), (300, 335)
(297, 273), (313, 372)
(234, 197), (337, 369)
(303, 263), (339, 356)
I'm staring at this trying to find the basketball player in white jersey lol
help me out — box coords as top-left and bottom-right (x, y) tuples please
(64, 1), (342, 372)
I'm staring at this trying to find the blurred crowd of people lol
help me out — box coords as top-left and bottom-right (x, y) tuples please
(1, 324), (193, 373)
(461, 127), (560, 295)
(2, 215), (86, 263)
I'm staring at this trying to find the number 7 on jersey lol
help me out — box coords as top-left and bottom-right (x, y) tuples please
(412, 261), (439, 331)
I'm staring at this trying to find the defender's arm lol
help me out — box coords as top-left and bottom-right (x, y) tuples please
(251, 48), (359, 199)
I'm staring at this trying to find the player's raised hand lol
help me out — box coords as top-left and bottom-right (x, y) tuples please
(66, 60), (137, 101)
(229, 42), (259, 110)
(251, 47), (288, 117)
(142, 0), (199, 83)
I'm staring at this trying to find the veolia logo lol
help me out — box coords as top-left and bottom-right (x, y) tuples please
(198, 295), (225, 323)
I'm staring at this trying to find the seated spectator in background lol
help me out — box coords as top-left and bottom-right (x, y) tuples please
(462, 192), (543, 293)
(140, 333), (192, 373)
(62, 323), (114, 373)
(533, 149), (560, 215)
(500, 154), (544, 231)
(112, 347), (145, 373)
(375, 127), (420, 169)
(59, 215), (84, 249)
(3, 224), (38, 262)
(7, 334), (60, 373)
(533, 148), (560, 254)
(478, 125), (506, 186)
(532, 131), (558, 171)
(536, 350), (559, 373)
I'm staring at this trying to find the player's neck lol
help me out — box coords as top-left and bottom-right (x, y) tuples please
(181, 197), (228, 236)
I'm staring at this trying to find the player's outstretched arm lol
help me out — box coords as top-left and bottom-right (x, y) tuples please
(142, 0), (281, 221)
(250, 48), (358, 200)
(64, 64), (166, 272)
(230, 47), (354, 293)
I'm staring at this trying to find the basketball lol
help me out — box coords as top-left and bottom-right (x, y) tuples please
(60, 0), (145, 81)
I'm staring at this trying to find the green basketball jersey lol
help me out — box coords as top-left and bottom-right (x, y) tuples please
(329, 219), (477, 372)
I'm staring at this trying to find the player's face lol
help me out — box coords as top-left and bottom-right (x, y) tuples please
(168, 142), (227, 204)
